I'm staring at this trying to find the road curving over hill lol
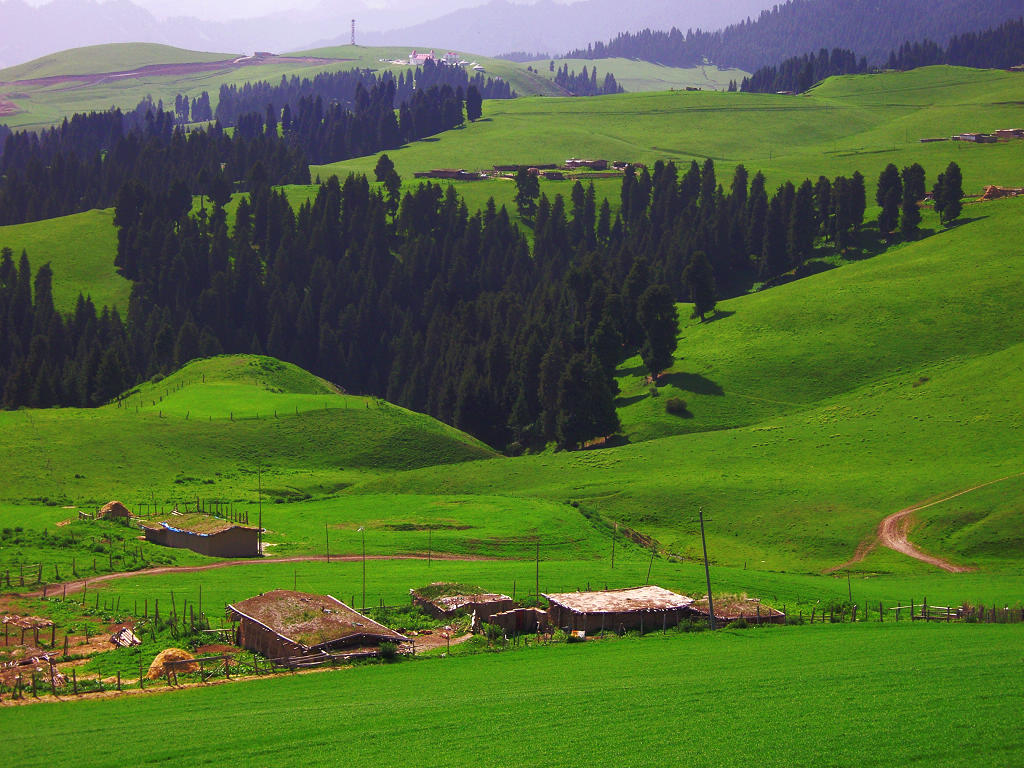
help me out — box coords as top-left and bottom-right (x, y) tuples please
(12, 553), (493, 600)
(830, 471), (1024, 573)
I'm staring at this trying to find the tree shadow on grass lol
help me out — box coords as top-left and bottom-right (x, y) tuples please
(701, 309), (735, 324)
(615, 393), (648, 408)
(662, 372), (724, 396)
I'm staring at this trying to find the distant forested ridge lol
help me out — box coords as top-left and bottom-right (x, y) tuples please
(741, 18), (1023, 94)
(886, 17), (1024, 71)
(0, 148), (892, 451)
(211, 60), (515, 127)
(0, 75), (473, 225)
(564, 0), (1022, 71)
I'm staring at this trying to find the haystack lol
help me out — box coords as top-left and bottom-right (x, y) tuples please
(98, 500), (131, 519)
(147, 648), (197, 679)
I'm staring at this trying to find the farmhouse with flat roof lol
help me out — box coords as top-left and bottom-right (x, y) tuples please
(544, 585), (694, 633)
(227, 590), (408, 661)
(142, 513), (260, 557)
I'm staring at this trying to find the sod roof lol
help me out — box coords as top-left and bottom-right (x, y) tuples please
(543, 586), (693, 614)
(688, 597), (784, 621)
(411, 582), (512, 611)
(228, 590), (407, 649)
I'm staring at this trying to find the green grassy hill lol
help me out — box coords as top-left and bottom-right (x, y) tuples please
(0, 355), (493, 507)
(0, 43), (235, 81)
(0, 208), (125, 312)
(359, 198), (1024, 573)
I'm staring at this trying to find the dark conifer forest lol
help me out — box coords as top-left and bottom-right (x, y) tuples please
(564, 0), (1021, 72)
(742, 18), (1023, 93)
(1, 130), (903, 451)
(553, 65), (623, 96)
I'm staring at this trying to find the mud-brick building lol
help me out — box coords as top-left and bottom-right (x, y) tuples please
(411, 583), (517, 625)
(227, 590), (408, 661)
(543, 585), (694, 634)
(142, 513), (260, 557)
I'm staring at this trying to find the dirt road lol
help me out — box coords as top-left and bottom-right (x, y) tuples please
(830, 471), (1024, 573)
(12, 553), (491, 600)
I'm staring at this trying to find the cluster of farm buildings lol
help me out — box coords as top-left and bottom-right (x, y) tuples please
(90, 501), (782, 667)
(920, 127), (1024, 143)
(414, 158), (636, 182)
(384, 50), (487, 72)
(223, 584), (784, 666)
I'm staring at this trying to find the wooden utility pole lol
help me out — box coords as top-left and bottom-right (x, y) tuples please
(534, 539), (540, 600)
(325, 522), (330, 563)
(359, 527), (366, 610)
(257, 462), (263, 556)
(699, 507), (715, 630)
(611, 522), (616, 569)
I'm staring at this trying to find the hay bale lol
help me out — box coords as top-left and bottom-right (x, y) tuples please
(147, 648), (197, 679)
(98, 500), (131, 518)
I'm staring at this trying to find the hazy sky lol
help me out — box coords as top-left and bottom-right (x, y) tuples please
(17, 0), (551, 22)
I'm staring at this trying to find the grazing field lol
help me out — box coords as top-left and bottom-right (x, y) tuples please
(316, 66), (1024, 220)
(0, 43), (562, 129)
(3, 623), (1021, 767)
(535, 57), (747, 92)
(0, 355), (492, 507)
(0, 208), (125, 312)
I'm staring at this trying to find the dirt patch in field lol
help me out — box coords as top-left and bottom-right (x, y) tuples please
(0, 96), (20, 117)
(828, 472), (1024, 573)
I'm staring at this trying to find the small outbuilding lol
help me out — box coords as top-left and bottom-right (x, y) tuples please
(227, 590), (408, 661)
(142, 513), (260, 558)
(544, 585), (694, 634)
(411, 582), (517, 625)
(97, 501), (131, 519)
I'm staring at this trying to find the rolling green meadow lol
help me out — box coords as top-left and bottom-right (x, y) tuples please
(0, 47), (1022, 761)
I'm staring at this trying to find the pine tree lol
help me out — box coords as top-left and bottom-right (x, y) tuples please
(465, 85), (483, 121)
(933, 161), (963, 225)
(682, 251), (717, 321)
(637, 284), (678, 378)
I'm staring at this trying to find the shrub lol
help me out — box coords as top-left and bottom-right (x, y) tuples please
(665, 397), (688, 415)
(378, 642), (398, 661)
(726, 617), (750, 629)
(648, 386), (659, 397)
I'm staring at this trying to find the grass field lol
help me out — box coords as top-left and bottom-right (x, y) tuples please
(3, 622), (1021, 766)
(0, 43), (565, 129)
(315, 66), (1024, 221)
(0, 355), (492, 507)
(0, 43), (235, 81)
(0, 208), (126, 312)
(536, 57), (747, 92)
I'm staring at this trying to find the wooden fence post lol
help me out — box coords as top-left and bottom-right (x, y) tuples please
(879, 602), (883, 622)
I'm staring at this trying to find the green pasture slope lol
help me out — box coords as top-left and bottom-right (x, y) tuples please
(3, 623), (1022, 767)
(0, 208), (126, 312)
(0, 43), (233, 81)
(0, 354), (492, 506)
(317, 65), (1024, 218)
(0, 43), (561, 129)
(537, 57), (747, 92)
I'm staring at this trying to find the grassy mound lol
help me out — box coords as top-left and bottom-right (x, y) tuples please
(0, 355), (493, 505)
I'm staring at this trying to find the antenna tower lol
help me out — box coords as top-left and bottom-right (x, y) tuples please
(351, 19), (356, 46)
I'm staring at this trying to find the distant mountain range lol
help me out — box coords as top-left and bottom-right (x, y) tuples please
(344, 0), (774, 58)
(0, 0), (776, 69)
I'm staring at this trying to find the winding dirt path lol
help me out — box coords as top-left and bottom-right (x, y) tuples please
(11, 553), (492, 600)
(829, 471), (1024, 573)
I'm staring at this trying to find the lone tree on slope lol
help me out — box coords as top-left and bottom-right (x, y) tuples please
(637, 284), (679, 379)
